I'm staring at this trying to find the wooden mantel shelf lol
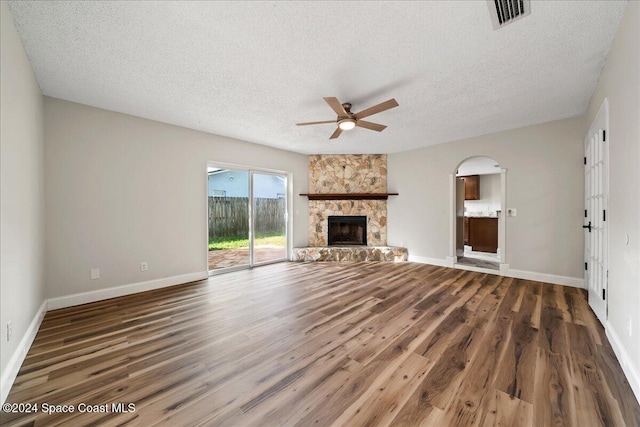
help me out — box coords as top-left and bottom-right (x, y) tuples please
(299, 193), (399, 200)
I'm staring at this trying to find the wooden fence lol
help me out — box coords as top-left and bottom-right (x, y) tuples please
(208, 197), (285, 239)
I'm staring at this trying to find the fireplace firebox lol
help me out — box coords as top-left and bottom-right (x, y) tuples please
(328, 216), (367, 246)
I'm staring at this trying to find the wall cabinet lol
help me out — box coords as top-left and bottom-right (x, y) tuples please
(468, 217), (498, 253)
(460, 175), (480, 200)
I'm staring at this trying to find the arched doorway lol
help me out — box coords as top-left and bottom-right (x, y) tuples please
(448, 156), (507, 272)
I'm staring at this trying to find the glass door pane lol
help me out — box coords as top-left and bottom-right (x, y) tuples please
(208, 168), (250, 271)
(252, 172), (287, 264)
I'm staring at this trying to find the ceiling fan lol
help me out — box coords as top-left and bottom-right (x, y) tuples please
(296, 97), (399, 139)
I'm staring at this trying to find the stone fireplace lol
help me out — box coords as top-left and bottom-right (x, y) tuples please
(308, 154), (388, 246)
(328, 216), (367, 246)
(293, 154), (407, 262)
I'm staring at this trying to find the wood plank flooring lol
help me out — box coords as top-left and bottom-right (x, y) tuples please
(2, 262), (639, 426)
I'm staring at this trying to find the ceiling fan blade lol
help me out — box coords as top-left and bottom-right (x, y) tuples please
(354, 98), (399, 120)
(296, 120), (336, 126)
(323, 97), (349, 117)
(329, 127), (343, 139)
(355, 120), (387, 132)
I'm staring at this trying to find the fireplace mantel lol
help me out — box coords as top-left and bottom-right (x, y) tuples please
(300, 193), (398, 201)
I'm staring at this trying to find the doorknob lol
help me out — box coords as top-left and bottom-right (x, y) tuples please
(583, 221), (592, 232)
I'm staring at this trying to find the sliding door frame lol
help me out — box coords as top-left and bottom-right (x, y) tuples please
(250, 170), (289, 267)
(206, 161), (291, 275)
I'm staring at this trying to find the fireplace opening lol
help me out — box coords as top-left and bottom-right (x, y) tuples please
(328, 216), (367, 246)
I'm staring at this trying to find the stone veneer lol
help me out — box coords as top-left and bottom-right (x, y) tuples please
(292, 246), (408, 262)
(308, 154), (388, 246)
(308, 154), (387, 193)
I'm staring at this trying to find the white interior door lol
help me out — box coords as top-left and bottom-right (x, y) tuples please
(584, 100), (608, 325)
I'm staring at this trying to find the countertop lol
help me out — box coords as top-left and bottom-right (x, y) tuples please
(464, 212), (500, 218)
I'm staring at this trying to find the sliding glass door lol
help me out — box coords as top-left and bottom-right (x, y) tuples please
(252, 172), (287, 264)
(208, 168), (250, 271)
(208, 164), (288, 273)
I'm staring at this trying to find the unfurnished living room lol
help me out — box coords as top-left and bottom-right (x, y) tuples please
(1, 1), (639, 426)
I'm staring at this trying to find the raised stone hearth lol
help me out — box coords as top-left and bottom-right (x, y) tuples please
(292, 246), (408, 262)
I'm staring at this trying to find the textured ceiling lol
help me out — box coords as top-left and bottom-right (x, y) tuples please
(7, 1), (626, 155)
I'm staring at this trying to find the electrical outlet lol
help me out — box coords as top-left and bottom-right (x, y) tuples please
(628, 318), (633, 337)
(6, 321), (12, 342)
(90, 268), (100, 279)
(141, 262), (148, 271)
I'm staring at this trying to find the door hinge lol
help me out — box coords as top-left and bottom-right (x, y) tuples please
(603, 210), (606, 221)
(603, 130), (606, 141)
(585, 262), (588, 271)
(583, 157), (587, 165)
(584, 209), (587, 218)
(602, 289), (606, 300)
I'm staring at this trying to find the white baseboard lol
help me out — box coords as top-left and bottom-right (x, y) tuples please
(409, 255), (452, 268)
(1, 300), (47, 405)
(408, 256), (583, 288)
(47, 271), (208, 310)
(504, 268), (584, 289)
(606, 323), (640, 405)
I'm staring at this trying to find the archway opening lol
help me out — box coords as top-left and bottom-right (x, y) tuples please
(453, 156), (504, 271)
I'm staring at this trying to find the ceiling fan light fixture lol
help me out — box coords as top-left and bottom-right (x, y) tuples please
(296, 97), (398, 139)
(338, 118), (356, 130)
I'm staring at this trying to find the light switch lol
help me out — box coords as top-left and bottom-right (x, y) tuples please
(507, 208), (517, 217)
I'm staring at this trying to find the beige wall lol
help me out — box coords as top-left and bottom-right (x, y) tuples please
(388, 116), (586, 279)
(44, 97), (308, 299)
(586, 1), (640, 397)
(0, 2), (45, 382)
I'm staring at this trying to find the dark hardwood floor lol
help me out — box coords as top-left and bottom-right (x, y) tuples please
(2, 262), (639, 426)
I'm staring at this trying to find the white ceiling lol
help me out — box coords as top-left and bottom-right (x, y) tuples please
(7, 1), (626, 155)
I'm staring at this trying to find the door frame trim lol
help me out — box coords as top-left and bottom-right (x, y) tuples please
(447, 159), (507, 271)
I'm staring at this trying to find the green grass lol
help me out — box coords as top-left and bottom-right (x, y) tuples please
(209, 234), (285, 251)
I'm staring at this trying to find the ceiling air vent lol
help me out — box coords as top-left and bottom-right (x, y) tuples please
(487, 0), (531, 29)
